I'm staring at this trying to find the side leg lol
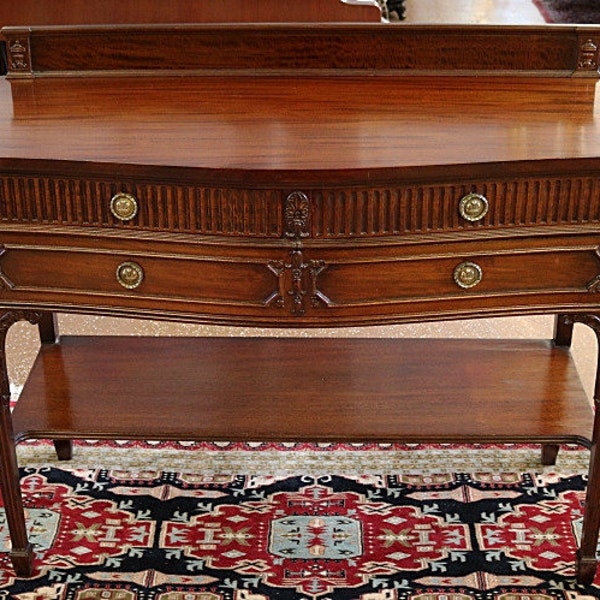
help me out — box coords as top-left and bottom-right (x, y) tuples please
(540, 316), (576, 466)
(554, 313), (575, 347)
(578, 432), (600, 585)
(541, 444), (560, 466)
(37, 313), (73, 461)
(0, 400), (32, 576)
(562, 314), (600, 584)
(52, 439), (73, 461)
(0, 310), (44, 577)
(37, 312), (58, 346)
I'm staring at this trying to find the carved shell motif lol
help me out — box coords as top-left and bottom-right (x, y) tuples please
(284, 191), (310, 239)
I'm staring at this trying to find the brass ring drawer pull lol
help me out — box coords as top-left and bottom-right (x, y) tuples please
(453, 261), (483, 289)
(116, 261), (144, 289)
(110, 192), (138, 222)
(458, 193), (488, 222)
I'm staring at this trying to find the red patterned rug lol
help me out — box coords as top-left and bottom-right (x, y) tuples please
(1, 441), (599, 598)
(533, 0), (600, 23)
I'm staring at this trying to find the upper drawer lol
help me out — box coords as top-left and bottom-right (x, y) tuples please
(1, 172), (599, 239)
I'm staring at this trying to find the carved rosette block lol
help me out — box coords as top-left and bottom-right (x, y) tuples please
(576, 37), (600, 74)
(6, 37), (32, 76)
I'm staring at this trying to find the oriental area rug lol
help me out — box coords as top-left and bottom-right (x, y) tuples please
(1, 440), (600, 599)
(533, 0), (600, 23)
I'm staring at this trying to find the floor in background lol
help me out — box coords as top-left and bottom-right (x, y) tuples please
(401, 0), (545, 23)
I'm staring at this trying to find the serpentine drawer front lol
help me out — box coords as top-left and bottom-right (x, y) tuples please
(2, 172), (600, 238)
(0, 235), (599, 323)
(2, 168), (600, 323)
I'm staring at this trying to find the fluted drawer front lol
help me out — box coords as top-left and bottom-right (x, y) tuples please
(0, 175), (284, 237)
(2, 173), (599, 238)
(311, 177), (600, 237)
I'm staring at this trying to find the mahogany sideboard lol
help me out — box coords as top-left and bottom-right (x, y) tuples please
(2, 22), (600, 584)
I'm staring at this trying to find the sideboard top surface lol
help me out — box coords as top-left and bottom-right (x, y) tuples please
(1, 23), (600, 178)
(1, 75), (600, 177)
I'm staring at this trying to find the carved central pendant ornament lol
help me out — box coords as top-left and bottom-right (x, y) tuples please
(264, 192), (331, 315)
(265, 251), (330, 316)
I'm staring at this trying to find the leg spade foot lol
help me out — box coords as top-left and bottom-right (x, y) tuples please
(10, 543), (34, 578)
(541, 444), (560, 466)
(576, 549), (598, 585)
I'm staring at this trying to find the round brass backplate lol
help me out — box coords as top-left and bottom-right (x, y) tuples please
(453, 261), (483, 289)
(458, 193), (488, 222)
(110, 192), (138, 222)
(116, 261), (144, 290)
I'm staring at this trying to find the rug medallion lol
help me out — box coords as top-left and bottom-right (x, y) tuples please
(0, 442), (598, 599)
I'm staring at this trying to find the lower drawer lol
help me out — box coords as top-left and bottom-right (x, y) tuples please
(319, 248), (600, 303)
(0, 245), (277, 312)
(1, 238), (600, 324)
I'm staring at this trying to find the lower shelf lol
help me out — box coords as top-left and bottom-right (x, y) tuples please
(11, 336), (594, 446)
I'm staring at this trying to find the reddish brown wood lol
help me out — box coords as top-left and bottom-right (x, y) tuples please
(1, 229), (600, 326)
(52, 439), (72, 460)
(554, 314), (575, 346)
(578, 435), (600, 584)
(0, 21), (600, 584)
(2, 24), (599, 78)
(0, 310), (42, 578)
(0, 0), (381, 76)
(541, 443), (560, 465)
(36, 311), (58, 344)
(1, 76), (599, 172)
(11, 336), (593, 445)
(2, 161), (600, 235)
(550, 313), (600, 585)
(34, 312), (71, 459)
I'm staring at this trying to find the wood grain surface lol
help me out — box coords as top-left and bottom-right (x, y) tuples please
(11, 336), (593, 444)
(1, 76), (599, 172)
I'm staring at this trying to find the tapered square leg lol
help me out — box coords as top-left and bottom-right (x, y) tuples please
(576, 550), (598, 585)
